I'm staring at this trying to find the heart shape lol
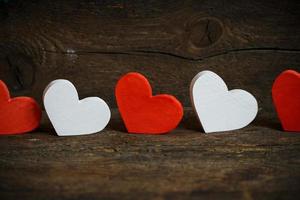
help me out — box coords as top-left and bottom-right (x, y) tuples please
(272, 70), (300, 132)
(115, 72), (183, 134)
(0, 80), (41, 135)
(43, 79), (111, 136)
(190, 71), (258, 133)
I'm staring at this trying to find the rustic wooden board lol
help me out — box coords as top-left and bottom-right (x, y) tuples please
(1, 0), (300, 111)
(0, 0), (300, 199)
(0, 109), (300, 200)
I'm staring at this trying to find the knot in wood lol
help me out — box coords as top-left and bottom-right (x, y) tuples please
(0, 52), (35, 92)
(187, 17), (223, 49)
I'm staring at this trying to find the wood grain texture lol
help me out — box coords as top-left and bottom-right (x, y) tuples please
(0, 0), (300, 112)
(1, 0), (300, 199)
(0, 109), (300, 200)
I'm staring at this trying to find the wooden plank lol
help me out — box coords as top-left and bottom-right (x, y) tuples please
(0, 109), (299, 200)
(0, 0), (300, 109)
(0, 1), (300, 199)
(1, 50), (300, 112)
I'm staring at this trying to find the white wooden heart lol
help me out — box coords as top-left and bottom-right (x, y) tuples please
(190, 71), (258, 133)
(43, 79), (111, 136)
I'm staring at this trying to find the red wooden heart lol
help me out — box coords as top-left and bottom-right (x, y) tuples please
(0, 80), (41, 135)
(115, 72), (183, 134)
(272, 70), (300, 132)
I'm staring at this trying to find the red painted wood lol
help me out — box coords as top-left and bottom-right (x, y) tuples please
(272, 70), (300, 132)
(115, 72), (183, 134)
(0, 80), (42, 135)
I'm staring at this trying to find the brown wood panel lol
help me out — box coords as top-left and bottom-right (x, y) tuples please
(1, 0), (300, 109)
(0, 1), (300, 199)
(0, 109), (300, 200)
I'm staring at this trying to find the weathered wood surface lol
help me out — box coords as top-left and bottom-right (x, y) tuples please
(1, 0), (300, 112)
(0, 109), (300, 200)
(0, 0), (300, 199)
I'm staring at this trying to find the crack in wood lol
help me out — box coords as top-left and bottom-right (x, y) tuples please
(205, 20), (213, 45)
(192, 19), (214, 48)
(42, 47), (300, 61)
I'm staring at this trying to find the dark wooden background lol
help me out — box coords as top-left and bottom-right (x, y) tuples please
(0, 0), (300, 199)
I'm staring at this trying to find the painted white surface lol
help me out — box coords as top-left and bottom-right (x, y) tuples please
(43, 79), (111, 136)
(190, 71), (258, 133)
